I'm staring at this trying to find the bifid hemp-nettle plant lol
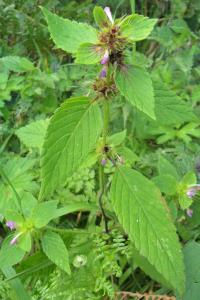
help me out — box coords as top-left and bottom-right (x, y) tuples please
(1, 5), (188, 298)
(38, 5), (185, 296)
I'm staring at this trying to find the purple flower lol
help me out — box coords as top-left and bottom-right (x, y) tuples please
(10, 235), (18, 245)
(100, 67), (107, 78)
(10, 232), (22, 246)
(186, 184), (200, 198)
(101, 159), (107, 166)
(186, 188), (196, 198)
(104, 7), (114, 24)
(6, 221), (16, 231)
(186, 208), (193, 218)
(101, 50), (109, 65)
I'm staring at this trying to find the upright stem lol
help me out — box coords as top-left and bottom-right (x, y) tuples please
(98, 99), (110, 233)
(130, 0), (135, 13)
(102, 99), (110, 146)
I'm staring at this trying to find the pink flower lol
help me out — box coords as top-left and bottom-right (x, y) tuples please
(6, 221), (16, 230)
(104, 7), (114, 24)
(101, 50), (109, 65)
(186, 184), (200, 198)
(186, 208), (193, 218)
(101, 158), (107, 166)
(100, 67), (107, 78)
(10, 232), (22, 246)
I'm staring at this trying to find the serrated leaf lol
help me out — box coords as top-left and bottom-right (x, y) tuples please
(16, 119), (49, 151)
(31, 201), (58, 228)
(0, 158), (37, 213)
(0, 56), (34, 72)
(18, 233), (32, 252)
(158, 155), (179, 180)
(41, 231), (71, 274)
(108, 130), (126, 147)
(180, 242), (200, 300)
(40, 97), (102, 197)
(154, 81), (196, 125)
(110, 166), (185, 294)
(41, 7), (98, 54)
(76, 43), (104, 64)
(93, 6), (109, 28)
(115, 65), (155, 119)
(120, 14), (157, 41)
(0, 237), (25, 267)
(153, 174), (177, 195)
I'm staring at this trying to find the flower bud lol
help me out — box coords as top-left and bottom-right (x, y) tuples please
(101, 50), (109, 65)
(6, 221), (16, 231)
(104, 7), (114, 24)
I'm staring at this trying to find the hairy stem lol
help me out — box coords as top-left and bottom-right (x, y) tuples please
(102, 99), (110, 145)
(98, 99), (110, 233)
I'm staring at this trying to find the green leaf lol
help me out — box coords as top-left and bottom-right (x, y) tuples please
(76, 43), (104, 64)
(108, 130), (127, 147)
(16, 119), (49, 151)
(110, 166), (185, 294)
(0, 56), (34, 72)
(181, 242), (200, 300)
(18, 233), (32, 252)
(154, 81), (196, 125)
(131, 244), (172, 290)
(115, 65), (155, 119)
(93, 6), (109, 28)
(0, 237), (25, 267)
(41, 7), (98, 54)
(0, 158), (37, 213)
(40, 97), (102, 197)
(178, 172), (196, 210)
(1, 266), (31, 300)
(31, 201), (58, 228)
(120, 14), (157, 41)
(158, 155), (179, 180)
(153, 174), (177, 195)
(41, 231), (71, 274)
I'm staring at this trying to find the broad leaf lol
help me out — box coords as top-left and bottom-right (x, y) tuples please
(41, 231), (71, 274)
(120, 14), (157, 41)
(111, 166), (185, 294)
(158, 155), (179, 180)
(0, 237), (25, 267)
(40, 97), (102, 197)
(0, 158), (37, 213)
(76, 43), (104, 64)
(31, 201), (58, 228)
(180, 242), (200, 300)
(115, 65), (155, 119)
(41, 7), (98, 54)
(0, 56), (34, 72)
(154, 81), (196, 125)
(93, 6), (109, 28)
(16, 119), (49, 151)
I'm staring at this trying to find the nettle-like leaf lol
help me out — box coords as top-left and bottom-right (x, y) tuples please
(115, 65), (155, 119)
(120, 14), (157, 41)
(0, 158), (37, 213)
(76, 43), (104, 64)
(41, 7), (98, 54)
(180, 241), (200, 300)
(0, 56), (34, 72)
(111, 166), (185, 294)
(41, 231), (71, 275)
(153, 81), (196, 126)
(93, 6), (109, 28)
(40, 97), (103, 197)
(16, 119), (49, 151)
